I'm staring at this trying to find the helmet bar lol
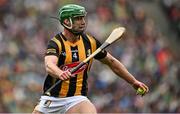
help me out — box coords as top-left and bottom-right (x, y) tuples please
(62, 17), (73, 29)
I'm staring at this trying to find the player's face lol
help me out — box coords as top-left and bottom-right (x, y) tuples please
(72, 16), (87, 33)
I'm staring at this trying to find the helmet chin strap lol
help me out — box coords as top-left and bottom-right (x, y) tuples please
(62, 17), (84, 35)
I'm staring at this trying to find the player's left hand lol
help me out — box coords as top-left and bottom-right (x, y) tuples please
(132, 80), (149, 96)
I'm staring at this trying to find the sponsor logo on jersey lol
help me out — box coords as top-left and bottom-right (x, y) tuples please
(60, 62), (87, 75)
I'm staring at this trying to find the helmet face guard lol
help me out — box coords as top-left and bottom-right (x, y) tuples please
(58, 4), (87, 34)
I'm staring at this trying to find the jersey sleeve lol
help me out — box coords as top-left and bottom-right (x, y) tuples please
(45, 40), (59, 57)
(94, 38), (107, 60)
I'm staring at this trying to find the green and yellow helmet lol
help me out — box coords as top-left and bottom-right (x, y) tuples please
(58, 4), (87, 29)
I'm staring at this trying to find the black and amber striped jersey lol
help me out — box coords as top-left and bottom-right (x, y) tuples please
(43, 32), (107, 97)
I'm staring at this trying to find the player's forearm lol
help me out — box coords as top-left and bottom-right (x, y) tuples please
(45, 62), (62, 79)
(101, 53), (137, 85)
(109, 58), (136, 85)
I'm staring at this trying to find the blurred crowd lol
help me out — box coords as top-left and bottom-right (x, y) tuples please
(160, 0), (180, 37)
(0, 0), (179, 113)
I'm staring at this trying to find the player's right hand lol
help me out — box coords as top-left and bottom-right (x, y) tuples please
(58, 70), (75, 80)
(132, 80), (149, 96)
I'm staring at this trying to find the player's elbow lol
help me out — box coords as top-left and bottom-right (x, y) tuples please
(111, 66), (120, 74)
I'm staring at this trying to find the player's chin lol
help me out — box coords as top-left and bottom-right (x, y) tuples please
(79, 27), (86, 32)
(77, 29), (85, 34)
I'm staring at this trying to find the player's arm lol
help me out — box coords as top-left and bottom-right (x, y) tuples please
(99, 52), (149, 92)
(45, 39), (72, 80)
(45, 55), (73, 80)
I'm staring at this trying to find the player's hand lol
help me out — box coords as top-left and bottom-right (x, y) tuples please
(132, 80), (149, 96)
(58, 69), (75, 80)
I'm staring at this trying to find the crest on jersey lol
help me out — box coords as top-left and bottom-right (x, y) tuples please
(87, 49), (91, 57)
(61, 51), (66, 56)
